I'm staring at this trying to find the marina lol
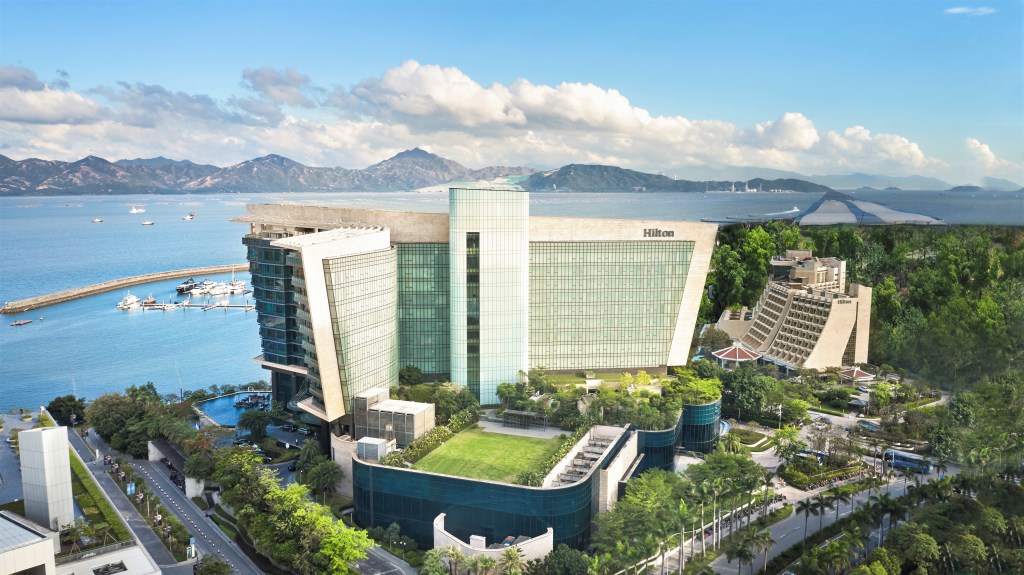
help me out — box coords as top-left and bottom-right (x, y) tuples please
(0, 263), (248, 314)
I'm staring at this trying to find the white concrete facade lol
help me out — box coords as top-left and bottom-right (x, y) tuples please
(0, 512), (57, 575)
(19, 427), (74, 531)
(433, 513), (553, 562)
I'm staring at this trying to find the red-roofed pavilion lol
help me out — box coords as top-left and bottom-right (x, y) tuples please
(712, 343), (761, 367)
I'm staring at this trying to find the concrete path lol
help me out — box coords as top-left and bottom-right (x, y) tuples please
(355, 545), (419, 575)
(66, 428), (177, 566)
(477, 418), (566, 440)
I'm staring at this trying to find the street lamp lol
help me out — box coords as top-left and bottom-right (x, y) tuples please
(777, 404), (783, 429)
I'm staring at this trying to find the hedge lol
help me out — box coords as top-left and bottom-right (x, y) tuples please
(68, 452), (132, 542)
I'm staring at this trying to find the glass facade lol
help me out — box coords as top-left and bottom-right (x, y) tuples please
(352, 429), (629, 549)
(321, 248), (399, 413)
(680, 399), (722, 453)
(449, 188), (529, 405)
(529, 242), (693, 371)
(636, 414), (684, 473)
(396, 244), (450, 378)
(245, 235), (306, 404)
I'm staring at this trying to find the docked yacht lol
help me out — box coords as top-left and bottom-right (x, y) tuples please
(176, 278), (197, 294)
(116, 292), (141, 310)
(208, 283), (230, 297)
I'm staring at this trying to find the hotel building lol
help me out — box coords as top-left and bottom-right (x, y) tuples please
(238, 187), (717, 435)
(716, 250), (872, 370)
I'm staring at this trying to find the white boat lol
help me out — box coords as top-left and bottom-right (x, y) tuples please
(92, 218), (103, 223)
(182, 211), (197, 221)
(228, 270), (247, 293)
(142, 221), (155, 226)
(116, 292), (141, 310)
(208, 283), (230, 297)
(129, 206), (145, 214)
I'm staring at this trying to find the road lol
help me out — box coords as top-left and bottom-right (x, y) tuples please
(75, 428), (263, 575)
(708, 463), (957, 574)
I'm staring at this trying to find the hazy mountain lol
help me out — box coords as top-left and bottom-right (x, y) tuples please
(2, 150), (831, 195)
(981, 177), (1022, 192)
(806, 173), (951, 191)
(524, 164), (832, 194)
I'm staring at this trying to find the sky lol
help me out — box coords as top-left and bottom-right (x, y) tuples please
(1, 0), (1021, 185)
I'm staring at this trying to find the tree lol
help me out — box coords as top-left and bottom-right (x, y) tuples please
(196, 556), (232, 575)
(297, 438), (327, 473)
(46, 395), (86, 426)
(724, 539), (755, 575)
(949, 533), (987, 573)
(902, 533), (940, 573)
(422, 549), (449, 575)
(304, 459), (344, 502)
(236, 409), (272, 440)
(543, 544), (588, 575)
(748, 527), (775, 573)
(698, 327), (733, 353)
(769, 425), (806, 465)
(499, 546), (526, 575)
(718, 433), (743, 454)
(399, 364), (424, 386)
(830, 490), (853, 524)
(796, 497), (821, 549)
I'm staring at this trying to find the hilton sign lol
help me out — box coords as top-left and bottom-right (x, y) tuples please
(643, 228), (675, 238)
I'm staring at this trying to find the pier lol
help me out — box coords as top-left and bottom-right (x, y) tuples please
(0, 264), (249, 314)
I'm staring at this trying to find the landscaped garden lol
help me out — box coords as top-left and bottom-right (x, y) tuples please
(413, 426), (564, 483)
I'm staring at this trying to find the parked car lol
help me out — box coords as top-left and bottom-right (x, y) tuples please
(297, 427), (313, 436)
(279, 424), (296, 432)
(261, 455), (274, 464)
(233, 439), (252, 446)
(859, 386), (871, 393)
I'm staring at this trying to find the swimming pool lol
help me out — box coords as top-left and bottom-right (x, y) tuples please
(195, 392), (271, 426)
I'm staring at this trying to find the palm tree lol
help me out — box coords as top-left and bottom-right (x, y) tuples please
(677, 500), (689, 575)
(710, 478), (725, 550)
(933, 458), (949, 479)
(823, 538), (852, 575)
(296, 438), (325, 473)
(498, 546), (525, 575)
(695, 482), (711, 555)
(869, 492), (894, 547)
(236, 409), (272, 440)
(304, 459), (344, 503)
(760, 470), (775, 522)
(796, 497), (820, 548)
(442, 546), (465, 575)
(724, 539), (755, 575)
(476, 556), (496, 575)
(830, 490), (852, 524)
(748, 527), (776, 573)
(814, 494), (833, 531)
(842, 524), (866, 564)
(719, 432), (743, 454)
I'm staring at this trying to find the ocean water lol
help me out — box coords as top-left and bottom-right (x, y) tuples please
(0, 189), (1020, 411)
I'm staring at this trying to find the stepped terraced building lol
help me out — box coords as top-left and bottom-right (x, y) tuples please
(237, 187), (716, 435)
(716, 250), (871, 371)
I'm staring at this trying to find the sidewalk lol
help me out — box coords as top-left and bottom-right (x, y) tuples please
(66, 428), (177, 566)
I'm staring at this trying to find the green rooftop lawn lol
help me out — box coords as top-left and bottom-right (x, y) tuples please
(412, 426), (563, 483)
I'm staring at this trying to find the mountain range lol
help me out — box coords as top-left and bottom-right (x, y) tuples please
(0, 149), (1017, 195)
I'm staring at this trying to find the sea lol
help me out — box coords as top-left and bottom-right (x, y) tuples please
(1, 189), (1021, 411)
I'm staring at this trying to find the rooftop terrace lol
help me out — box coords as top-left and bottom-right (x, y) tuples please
(412, 426), (563, 483)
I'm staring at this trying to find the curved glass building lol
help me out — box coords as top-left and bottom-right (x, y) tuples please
(680, 398), (722, 453)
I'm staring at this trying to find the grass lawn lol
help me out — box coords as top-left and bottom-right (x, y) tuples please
(413, 426), (563, 483)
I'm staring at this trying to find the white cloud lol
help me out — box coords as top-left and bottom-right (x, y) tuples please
(242, 67), (314, 107)
(0, 61), (969, 179)
(944, 6), (997, 16)
(0, 86), (105, 124)
(966, 137), (1020, 173)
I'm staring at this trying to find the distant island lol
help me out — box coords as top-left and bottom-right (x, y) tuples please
(0, 148), (833, 196)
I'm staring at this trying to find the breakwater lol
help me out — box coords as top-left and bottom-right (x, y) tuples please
(0, 263), (249, 314)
